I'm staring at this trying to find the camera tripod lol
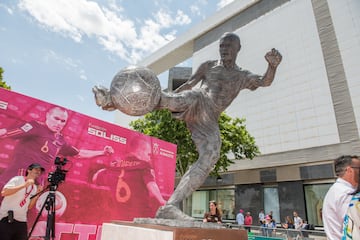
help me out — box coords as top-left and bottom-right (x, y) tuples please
(28, 184), (58, 240)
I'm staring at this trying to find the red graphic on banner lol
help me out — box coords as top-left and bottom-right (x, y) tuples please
(0, 88), (177, 240)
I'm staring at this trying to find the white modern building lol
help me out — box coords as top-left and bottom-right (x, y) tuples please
(115, 0), (360, 225)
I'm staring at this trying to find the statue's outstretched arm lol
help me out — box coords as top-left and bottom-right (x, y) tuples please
(173, 61), (210, 93)
(261, 48), (282, 87)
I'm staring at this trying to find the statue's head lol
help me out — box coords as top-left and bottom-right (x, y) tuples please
(220, 32), (241, 52)
(219, 32), (241, 63)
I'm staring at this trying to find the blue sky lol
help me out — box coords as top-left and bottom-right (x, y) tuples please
(0, 0), (233, 124)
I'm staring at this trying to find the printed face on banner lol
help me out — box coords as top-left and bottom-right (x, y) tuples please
(0, 88), (177, 240)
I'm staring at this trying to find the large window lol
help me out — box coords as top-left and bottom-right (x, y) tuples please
(190, 188), (235, 220)
(304, 183), (332, 226)
(263, 187), (280, 223)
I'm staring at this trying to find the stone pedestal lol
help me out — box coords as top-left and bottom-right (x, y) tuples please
(101, 221), (248, 240)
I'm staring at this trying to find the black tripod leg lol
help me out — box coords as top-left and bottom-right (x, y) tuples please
(28, 194), (48, 239)
(45, 192), (56, 240)
(51, 207), (56, 240)
(45, 212), (54, 240)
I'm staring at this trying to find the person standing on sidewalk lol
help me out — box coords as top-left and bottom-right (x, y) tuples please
(323, 155), (360, 239)
(0, 163), (45, 240)
(244, 211), (253, 232)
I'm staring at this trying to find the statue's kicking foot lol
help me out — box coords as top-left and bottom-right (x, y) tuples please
(156, 204), (195, 221)
(92, 86), (116, 111)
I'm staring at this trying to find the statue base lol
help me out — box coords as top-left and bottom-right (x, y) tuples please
(101, 220), (248, 240)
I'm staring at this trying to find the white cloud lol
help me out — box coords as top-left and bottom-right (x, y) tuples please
(76, 94), (85, 102)
(175, 10), (191, 25)
(107, 0), (124, 13)
(79, 70), (87, 80)
(190, 5), (201, 16)
(42, 49), (88, 81)
(17, 0), (192, 65)
(217, 0), (234, 9)
(10, 58), (22, 64)
(0, 3), (14, 15)
(154, 9), (173, 28)
(42, 50), (77, 68)
(189, 0), (210, 20)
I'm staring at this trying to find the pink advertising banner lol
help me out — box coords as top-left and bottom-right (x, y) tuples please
(0, 88), (177, 239)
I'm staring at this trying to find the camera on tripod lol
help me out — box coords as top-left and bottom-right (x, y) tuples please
(47, 157), (68, 186)
(29, 157), (69, 240)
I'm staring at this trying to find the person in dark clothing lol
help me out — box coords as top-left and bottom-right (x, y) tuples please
(203, 200), (222, 224)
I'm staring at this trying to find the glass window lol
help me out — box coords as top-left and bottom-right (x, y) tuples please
(190, 188), (235, 220)
(191, 191), (208, 218)
(304, 183), (332, 226)
(264, 187), (280, 223)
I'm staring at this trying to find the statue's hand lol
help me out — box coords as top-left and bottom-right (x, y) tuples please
(265, 48), (282, 68)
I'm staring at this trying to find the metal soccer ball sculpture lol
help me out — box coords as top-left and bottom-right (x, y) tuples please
(93, 66), (162, 116)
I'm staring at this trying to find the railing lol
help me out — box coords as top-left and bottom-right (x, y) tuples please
(222, 224), (327, 240)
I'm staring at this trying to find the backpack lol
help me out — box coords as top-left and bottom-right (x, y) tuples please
(307, 224), (315, 230)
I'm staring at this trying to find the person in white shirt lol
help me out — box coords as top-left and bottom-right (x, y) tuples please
(342, 172), (360, 239)
(293, 211), (302, 230)
(258, 209), (265, 224)
(323, 155), (360, 240)
(0, 163), (45, 240)
(236, 209), (245, 225)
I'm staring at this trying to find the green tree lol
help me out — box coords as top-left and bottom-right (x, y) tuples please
(130, 109), (259, 176)
(0, 67), (11, 90)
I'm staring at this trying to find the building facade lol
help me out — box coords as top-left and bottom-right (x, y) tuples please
(116, 0), (360, 225)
